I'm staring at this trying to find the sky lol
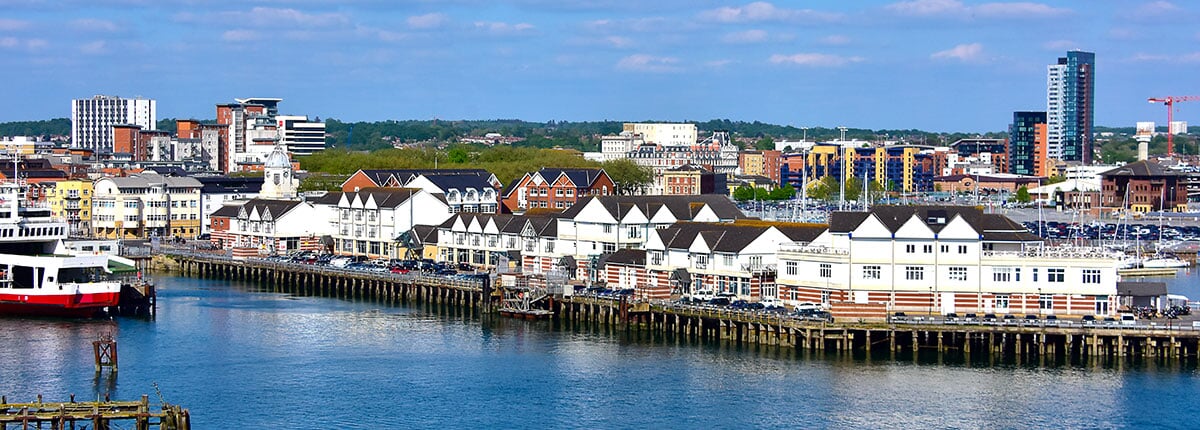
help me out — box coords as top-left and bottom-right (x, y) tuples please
(0, 0), (1197, 133)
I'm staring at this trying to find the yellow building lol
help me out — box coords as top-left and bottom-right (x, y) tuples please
(47, 180), (94, 237)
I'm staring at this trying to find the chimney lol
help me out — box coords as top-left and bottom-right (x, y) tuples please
(1138, 141), (1148, 161)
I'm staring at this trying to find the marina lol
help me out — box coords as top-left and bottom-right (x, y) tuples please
(164, 252), (1200, 359)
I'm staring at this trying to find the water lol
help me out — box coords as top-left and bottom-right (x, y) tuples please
(2, 274), (1200, 429)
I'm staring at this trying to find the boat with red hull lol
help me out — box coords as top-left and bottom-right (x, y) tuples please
(0, 179), (122, 317)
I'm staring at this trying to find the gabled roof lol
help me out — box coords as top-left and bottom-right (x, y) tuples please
(653, 222), (805, 253)
(418, 174), (495, 192)
(560, 195), (744, 221)
(342, 188), (419, 208)
(439, 213), (562, 235)
(829, 205), (1041, 242)
(211, 204), (242, 218)
(1100, 160), (1181, 177)
(308, 191), (343, 205)
(235, 198), (304, 219)
(538, 168), (606, 188)
(605, 249), (646, 266)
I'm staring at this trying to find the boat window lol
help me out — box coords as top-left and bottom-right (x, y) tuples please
(11, 266), (34, 289)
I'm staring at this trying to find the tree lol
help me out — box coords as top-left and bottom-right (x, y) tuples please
(1013, 185), (1031, 203)
(447, 147), (469, 163)
(768, 183), (795, 200)
(733, 186), (756, 201)
(602, 158), (654, 195)
(1046, 175), (1066, 184)
(754, 137), (775, 150)
(755, 187), (771, 201)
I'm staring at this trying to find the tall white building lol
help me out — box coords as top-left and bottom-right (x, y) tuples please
(71, 95), (156, 153)
(1045, 64), (1065, 159)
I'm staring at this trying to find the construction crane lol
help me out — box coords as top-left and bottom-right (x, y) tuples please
(1147, 95), (1200, 156)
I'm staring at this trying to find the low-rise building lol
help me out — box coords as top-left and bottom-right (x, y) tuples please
(47, 180), (94, 236)
(774, 206), (1119, 316)
(92, 172), (202, 239)
(1100, 160), (1189, 212)
(501, 168), (614, 213)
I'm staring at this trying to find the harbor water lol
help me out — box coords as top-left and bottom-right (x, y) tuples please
(2, 272), (1200, 428)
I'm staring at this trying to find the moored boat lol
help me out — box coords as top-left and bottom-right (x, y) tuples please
(0, 180), (122, 317)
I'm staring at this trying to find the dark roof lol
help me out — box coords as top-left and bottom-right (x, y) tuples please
(351, 169), (494, 188)
(410, 224), (439, 244)
(417, 174), (495, 192)
(237, 198), (304, 219)
(935, 174), (1042, 184)
(560, 195), (744, 221)
(829, 205), (1041, 242)
(1117, 281), (1168, 297)
(1100, 160), (1181, 177)
(605, 249), (646, 266)
(342, 188), (418, 208)
(653, 222), (805, 253)
(308, 192), (343, 205)
(210, 204), (242, 218)
(539, 168), (606, 187)
(197, 176), (263, 194)
(144, 166), (189, 177)
(439, 213), (561, 235)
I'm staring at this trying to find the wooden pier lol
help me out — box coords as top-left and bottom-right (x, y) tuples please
(0, 394), (189, 430)
(163, 253), (1200, 361)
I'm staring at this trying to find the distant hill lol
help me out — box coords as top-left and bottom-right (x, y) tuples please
(0, 118), (70, 138)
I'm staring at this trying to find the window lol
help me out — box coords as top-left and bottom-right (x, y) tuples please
(958, 245), (967, 254)
(819, 263), (832, 278)
(821, 291), (831, 304)
(1032, 268), (1038, 282)
(694, 254), (708, 269)
(940, 245), (948, 253)
(1095, 296), (1109, 315)
(863, 265), (880, 280)
(603, 224), (613, 234)
(923, 244), (933, 253)
(602, 243), (616, 253)
(748, 256), (762, 269)
(649, 251), (663, 265)
(1047, 268), (1065, 283)
(905, 266), (924, 281)
(786, 261), (797, 276)
(905, 244), (915, 253)
(948, 266), (967, 281)
(1039, 294), (1053, 309)
(1082, 269), (1101, 284)
(993, 267), (1011, 282)
(723, 254), (735, 267)
(995, 294), (1009, 309)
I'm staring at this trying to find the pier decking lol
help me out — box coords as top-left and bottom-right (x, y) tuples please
(0, 395), (189, 430)
(163, 252), (1200, 360)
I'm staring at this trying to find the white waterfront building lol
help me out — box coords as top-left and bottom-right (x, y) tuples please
(776, 206), (1120, 317)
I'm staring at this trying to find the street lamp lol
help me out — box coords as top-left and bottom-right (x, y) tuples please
(1037, 287), (1043, 318)
(928, 286), (934, 317)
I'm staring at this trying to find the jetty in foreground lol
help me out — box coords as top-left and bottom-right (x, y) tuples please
(0, 394), (189, 430)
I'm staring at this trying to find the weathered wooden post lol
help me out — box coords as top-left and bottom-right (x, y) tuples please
(93, 334), (118, 375)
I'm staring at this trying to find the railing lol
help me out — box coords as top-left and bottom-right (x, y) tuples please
(779, 245), (849, 255)
(983, 247), (1122, 260)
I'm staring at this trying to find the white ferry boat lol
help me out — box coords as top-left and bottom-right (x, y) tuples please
(0, 180), (122, 317)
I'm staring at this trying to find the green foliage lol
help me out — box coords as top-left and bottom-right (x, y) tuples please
(1045, 175), (1066, 184)
(299, 172), (346, 192)
(1013, 185), (1031, 203)
(754, 137), (774, 150)
(733, 186), (755, 201)
(0, 118), (70, 140)
(768, 183), (795, 200)
(298, 146), (602, 185)
(447, 147), (469, 163)
(602, 158), (654, 195)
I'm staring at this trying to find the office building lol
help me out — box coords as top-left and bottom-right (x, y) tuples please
(71, 95), (156, 154)
(1046, 50), (1095, 164)
(1009, 111), (1047, 176)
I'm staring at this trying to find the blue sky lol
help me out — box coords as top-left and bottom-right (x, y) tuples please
(0, 0), (1196, 132)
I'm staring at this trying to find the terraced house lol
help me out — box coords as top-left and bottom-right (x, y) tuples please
(323, 188), (452, 259)
(501, 168), (613, 213)
(774, 206), (1120, 317)
(91, 172), (201, 239)
(435, 213), (561, 270)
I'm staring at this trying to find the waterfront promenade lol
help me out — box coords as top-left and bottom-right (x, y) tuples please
(161, 251), (1200, 360)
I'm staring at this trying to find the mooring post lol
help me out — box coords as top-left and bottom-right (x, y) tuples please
(93, 334), (118, 375)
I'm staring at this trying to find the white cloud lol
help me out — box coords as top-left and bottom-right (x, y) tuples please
(175, 7), (350, 28)
(1108, 27), (1139, 40)
(474, 21), (535, 35)
(1042, 39), (1076, 50)
(768, 53), (863, 67)
(0, 19), (31, 31)
(222, 29), (260, 42)
(1127, 52), (1200, 63)
(700, 2), (841, 23)
(407, 13), (448, 30)
(582, 17), (669, 33)
(0, 36), (46, 51)
(71, 18), (119, 32)
(605, 36), (633, 48)
(79, 40), (107, 55)
(819, 35), (851, 45)
(722, 29), (767, 44)
(886, 0), (1069, 19)
(616, 54), (680, 72)
(1135, 1), (1180, 17)
(931, 43), (983, 61)
(705, 59), (733, 68)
